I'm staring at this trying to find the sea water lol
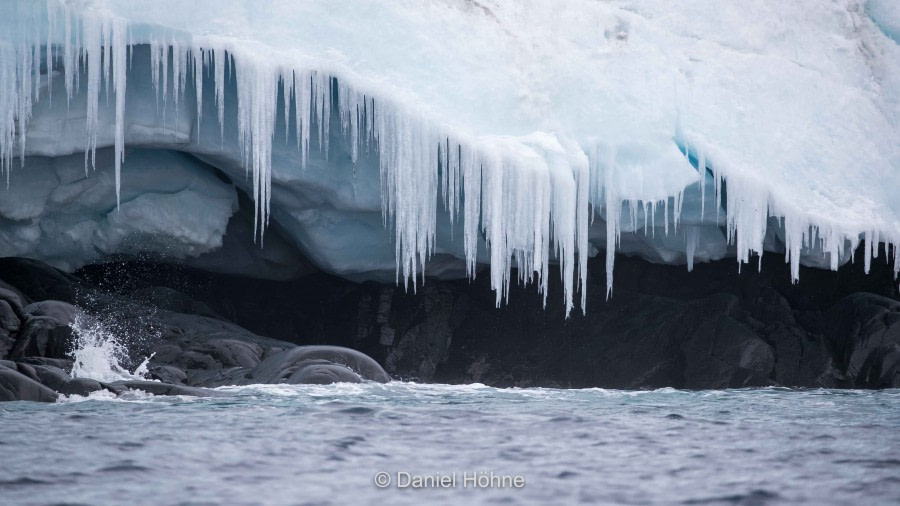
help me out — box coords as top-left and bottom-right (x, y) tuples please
(1, 384), (898, 505)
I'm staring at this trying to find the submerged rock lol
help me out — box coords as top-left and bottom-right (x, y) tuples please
(110, 380), (223, 397)
(289, 363), (363, 384)
(251, 346), (390, 384)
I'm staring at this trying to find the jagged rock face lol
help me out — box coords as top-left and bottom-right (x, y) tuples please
(76, 250), (900, 390)
(1, 250), (898, 399)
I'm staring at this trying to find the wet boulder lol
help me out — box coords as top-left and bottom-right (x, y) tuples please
(0, 300), (21, 334)
(10, 301), (78, 359)
(30, 364), (72, 391)
(0, 284), (28, 320)
(0, 362), (58, 402)
(251, 345), (390, 384)
(0, 285), (26, 360)
(58, 377), (105, 396)
(110, 380), (224, 397)
(148, 364), (188, 385)
(289, 362), (363, 384)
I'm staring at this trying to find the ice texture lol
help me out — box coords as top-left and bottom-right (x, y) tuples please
(0, 0), (898, 315)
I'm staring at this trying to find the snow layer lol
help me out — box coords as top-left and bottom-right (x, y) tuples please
(0, 0), (898, 315)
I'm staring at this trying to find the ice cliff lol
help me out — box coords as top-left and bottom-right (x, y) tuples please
(0, 0), (898, 316)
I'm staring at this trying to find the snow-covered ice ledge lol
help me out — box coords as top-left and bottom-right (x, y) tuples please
(0, 0), (898, 316)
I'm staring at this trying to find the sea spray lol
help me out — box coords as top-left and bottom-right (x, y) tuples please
(68, 311), (155, 383)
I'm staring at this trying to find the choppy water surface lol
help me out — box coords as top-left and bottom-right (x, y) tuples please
(2, 384), (898, 505)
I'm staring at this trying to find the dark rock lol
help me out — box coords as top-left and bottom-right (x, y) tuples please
(681, 308), (776, 389)
(0, 258), (84, 303)
(148, 364), (188, 384)
(184, 366), (253, 388)
(8, 301), (78, 360)
(251, 346), (390, 384)
(25, 300), (79, 323)
(825, 293), (900, 388)
(0, 299), (21, 333)
(130, 286), (224, 320)
(383, 285), (454, 381)
(0, 363), (58, 402)
(190, 338), (262, 368)
(58, 377), (104, 396)
(110, 380), (223, 397)
(30, 364), (72, 391)
(288, 362), (363, 384)
(14, 362), (41, 383)
(858, 343), (900, 388)
(134, 311), (296, 386)
(11, 316), (75, 359)
(0, 284), (28, 319)
(0, 248), (885, 391)
(0, 330), (14, 361)
(100, 383), (128, 395)
(19, 356), (74, 369)
(0, 295), (24, 360)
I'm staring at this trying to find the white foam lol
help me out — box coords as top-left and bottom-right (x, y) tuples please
(69, 312), (153, 383)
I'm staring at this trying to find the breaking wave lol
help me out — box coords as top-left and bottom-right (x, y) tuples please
(69, 312), (154, 383)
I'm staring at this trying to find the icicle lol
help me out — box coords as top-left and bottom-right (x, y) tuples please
(294, 70), (311, 167)
(663, 196), (669, 236)
(454, 142), (475, 277)
(18, 41), (34, 166)
(893, 241), (900, 279)
(214, 47), (225, 141)
(171, 39), (183, 117)
(574, 148), (590, 314)
(150, 37), (160, 107)
(3, 1), (898, 318)
(161, 40), (168, 122)
(101, 19), (110, 104)
(601, 146), (620, 299)
(698, 149), (706, 221)
(193, 46), (203, 136)
(282, 72), (292, 144)
(643, 201), (649, 234)
(63, 5), (75, 104)
(713, 161), (721, 223)
(783, 214), (803, 283)
(673, 189), (683, 233)
(864, 230), (873, 274)
(686, 226), (699, 272)
(128, 25), (133, 70)
(45, 0), (54, 106)
(112, 19), (126, 208)
(82, 14), (101, 173)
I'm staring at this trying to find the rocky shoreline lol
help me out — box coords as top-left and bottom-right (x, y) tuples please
(0, 258), (390, 401)
(1, 251), (899, 402)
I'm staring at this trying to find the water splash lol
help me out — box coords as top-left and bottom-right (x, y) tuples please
(69, 312), (154, 383)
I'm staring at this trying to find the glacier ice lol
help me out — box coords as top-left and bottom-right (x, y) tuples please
(0, 0), (898, 316)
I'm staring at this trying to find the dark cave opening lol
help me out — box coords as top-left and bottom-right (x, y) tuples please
(65, 241), (900, 389)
